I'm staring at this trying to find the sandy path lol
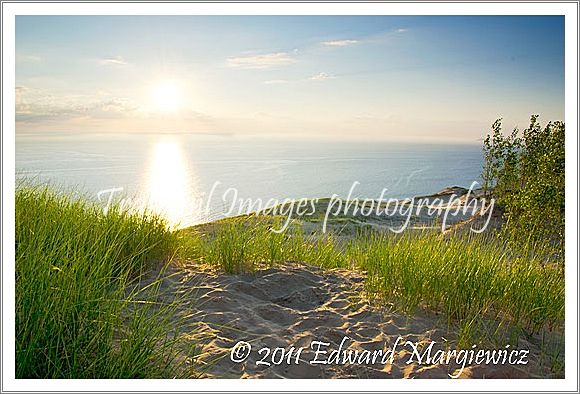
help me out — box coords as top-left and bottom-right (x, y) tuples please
(152, 261), (558, 379)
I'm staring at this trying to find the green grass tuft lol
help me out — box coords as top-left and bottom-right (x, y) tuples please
(16, 186), (185, 378)
(349, 231), (564, 343)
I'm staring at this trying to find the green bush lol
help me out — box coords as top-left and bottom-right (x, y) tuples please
(482, 115), (564, 254)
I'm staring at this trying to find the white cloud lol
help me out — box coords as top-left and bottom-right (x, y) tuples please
(227, 52), (296, 69)
(15, 87), (138, 122)
(263, 73), (336, 84)
(396, 28), (409, 33)
(263, 79), (291, 85)
(309, 72), (335, 81)
(99, 56), (129, 66)
(321, 39), (359, 47)
(16, 54), (42, 63)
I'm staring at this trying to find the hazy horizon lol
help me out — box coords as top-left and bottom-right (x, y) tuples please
(16, 15), (564, 143)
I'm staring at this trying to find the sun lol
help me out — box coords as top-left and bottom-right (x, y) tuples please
(150, 80), (182, 112)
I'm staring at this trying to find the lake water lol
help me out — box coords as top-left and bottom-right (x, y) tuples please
(16, 132), (484, 228)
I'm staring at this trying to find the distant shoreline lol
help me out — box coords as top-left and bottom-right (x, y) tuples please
(182, 184), (493, 233)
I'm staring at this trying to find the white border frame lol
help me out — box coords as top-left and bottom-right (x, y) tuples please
(2, 2), (578, 392)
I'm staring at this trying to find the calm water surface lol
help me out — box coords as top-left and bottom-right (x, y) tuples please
(16, 132), (484, 227)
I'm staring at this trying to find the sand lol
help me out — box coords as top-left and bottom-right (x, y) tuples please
(147, 260), (559, 379)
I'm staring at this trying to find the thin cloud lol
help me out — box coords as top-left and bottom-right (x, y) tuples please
(263, 79), (291, 85)
(344, 28), (409, 46)
(227, 52), (296, 69)
(321, 39), (359, 47)
(16, 54), (42, 63)
(99, 56), (129, 66)
(15, 88), (138, 123)
(309, 72), (335, 81)
(263, 73), (336, 84)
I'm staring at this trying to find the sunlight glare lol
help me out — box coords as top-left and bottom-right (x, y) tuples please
(150, 80), (182, 112)
(146, 140), (190, 227)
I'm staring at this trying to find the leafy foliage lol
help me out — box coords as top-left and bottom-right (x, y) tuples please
(482, 115), (564, 254)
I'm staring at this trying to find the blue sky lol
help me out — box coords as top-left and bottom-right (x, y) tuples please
(15, 16), (564, 142)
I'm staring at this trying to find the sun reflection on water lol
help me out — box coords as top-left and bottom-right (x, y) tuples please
(145, 139), (194, 228)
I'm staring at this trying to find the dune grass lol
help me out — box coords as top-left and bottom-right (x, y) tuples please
(181, 216), (564, 344)
(16, 186), (186, 378)
(348, 231), (564, 343)
(180, 216), (348, 273)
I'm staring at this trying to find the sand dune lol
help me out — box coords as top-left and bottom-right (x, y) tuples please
(149, 261), (557, 379)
